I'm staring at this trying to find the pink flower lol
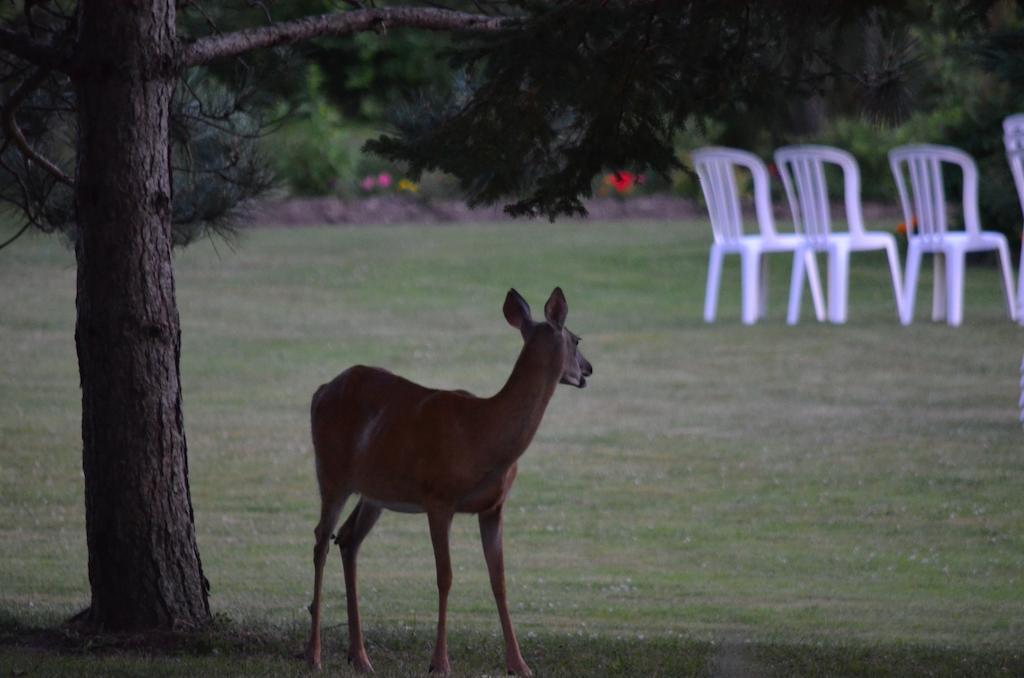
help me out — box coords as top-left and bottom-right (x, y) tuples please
(377, 172), (392, 188)
(359, 176), (376, 191)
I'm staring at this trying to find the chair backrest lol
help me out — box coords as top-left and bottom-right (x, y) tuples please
(691, 147), (777, 244)
(1003, 114), (1024, 223)
(773, 145), (866, 244)
(888, 144), (981, 241)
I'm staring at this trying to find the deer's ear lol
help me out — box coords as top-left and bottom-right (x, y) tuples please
(503, 288), (531, 329)
(544, 287), (568, 330)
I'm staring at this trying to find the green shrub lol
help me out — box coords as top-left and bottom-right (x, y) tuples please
(807, 111), (958, 203)
(262, 65), (464, 200)
(261, 65), (358, 196)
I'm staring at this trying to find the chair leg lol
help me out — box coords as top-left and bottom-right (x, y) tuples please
(740, 248), (761, 325)
(1019, 354), (1024, 422)
(787, 248), (807, 326)
(932, 252), (947, 322)
(703, 246), (724, 323)
(1019, 240), (1024, 325)
(804, 250), (826, 322)
(883, 240), (905, 324)
(758, 255), (769, 320)
(994, 237), (1017, 322)
(1015, 238), (1024, 327)
(903, 241), (922, 325)
(944, 245), (965, 327)
(827, 243), (851, 324)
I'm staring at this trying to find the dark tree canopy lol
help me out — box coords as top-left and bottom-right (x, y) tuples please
(2, 0), (999, 241)
(366, 0), (942, 219)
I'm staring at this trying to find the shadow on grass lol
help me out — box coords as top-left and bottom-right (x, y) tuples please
(1, 610), (1022, 677)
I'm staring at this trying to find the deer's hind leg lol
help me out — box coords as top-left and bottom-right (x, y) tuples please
(306, 489), (351, 670)
(335, 499), (383, 673)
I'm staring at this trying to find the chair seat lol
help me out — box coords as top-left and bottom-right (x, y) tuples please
(908, 230), (1009, 253)
(712, 234), (808, 254)
(799, 231), (897, 252)
(760, 234), (811, 252)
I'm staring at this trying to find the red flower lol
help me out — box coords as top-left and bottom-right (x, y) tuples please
(605, 171), (637, 194)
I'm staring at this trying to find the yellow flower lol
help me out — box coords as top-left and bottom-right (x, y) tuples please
(398, 178), (419, 194)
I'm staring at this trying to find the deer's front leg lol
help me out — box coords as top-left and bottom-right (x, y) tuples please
(479, 505), (532, 677)
(426, 509), (455, 675)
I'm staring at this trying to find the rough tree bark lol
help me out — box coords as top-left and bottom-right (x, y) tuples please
(72, 0), (209, 629)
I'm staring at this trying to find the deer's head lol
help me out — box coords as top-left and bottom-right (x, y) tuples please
(503, 287), (593, 388)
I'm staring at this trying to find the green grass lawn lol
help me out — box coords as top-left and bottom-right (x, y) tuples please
(1, 219), (1022, 675)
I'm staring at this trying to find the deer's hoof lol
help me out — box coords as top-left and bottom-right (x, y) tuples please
(347, 651), (374, 673)
(304, 643), (321, 671)
(507, 660), (533, 677)
(428, 659), (452, 675)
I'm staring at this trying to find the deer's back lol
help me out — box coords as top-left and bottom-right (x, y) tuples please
(310, 365), (485, 505)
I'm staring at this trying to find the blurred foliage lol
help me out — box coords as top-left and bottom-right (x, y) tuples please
(945, 4), (1024, 247)
(259, 63), (460, 199)
(6, 1), (1024, 246)
(366, 1), (993, 219)
(189, 0), (1024, 243)
(0, 0), (466, 246)
(263, 64), (365, 197)
(675, 1), (1024, 250)
(177, 1), (461, 121)
(182, 1), (469, 201)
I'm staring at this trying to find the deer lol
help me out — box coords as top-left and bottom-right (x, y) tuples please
(304, 287), (592, 676)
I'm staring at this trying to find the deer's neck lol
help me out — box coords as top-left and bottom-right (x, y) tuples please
(478, 337), (561, 470)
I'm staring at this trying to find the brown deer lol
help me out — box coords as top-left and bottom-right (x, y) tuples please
(305, 287), (592, 676)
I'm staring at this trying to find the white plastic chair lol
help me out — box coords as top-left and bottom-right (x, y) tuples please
(889, 144), (1017, 326)
(774, 145), (905, 325)
(693, 147), (825, 324)
(1002, 114), (1024, 325)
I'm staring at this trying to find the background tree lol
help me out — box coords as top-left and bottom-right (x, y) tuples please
(0, 0), (983, 632)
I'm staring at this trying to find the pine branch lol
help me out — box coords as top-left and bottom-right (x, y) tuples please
(0, 26), (64, 70)
(2, 68), (73, 186)
(181, 6), (514, 67)
(0, 140), (43, 251)
(0, 219), (31, 252)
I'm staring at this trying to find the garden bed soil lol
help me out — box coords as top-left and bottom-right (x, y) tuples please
(250, 195), (901, 227)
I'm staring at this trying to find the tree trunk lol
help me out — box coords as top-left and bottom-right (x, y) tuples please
(72, 0), (210, 630)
